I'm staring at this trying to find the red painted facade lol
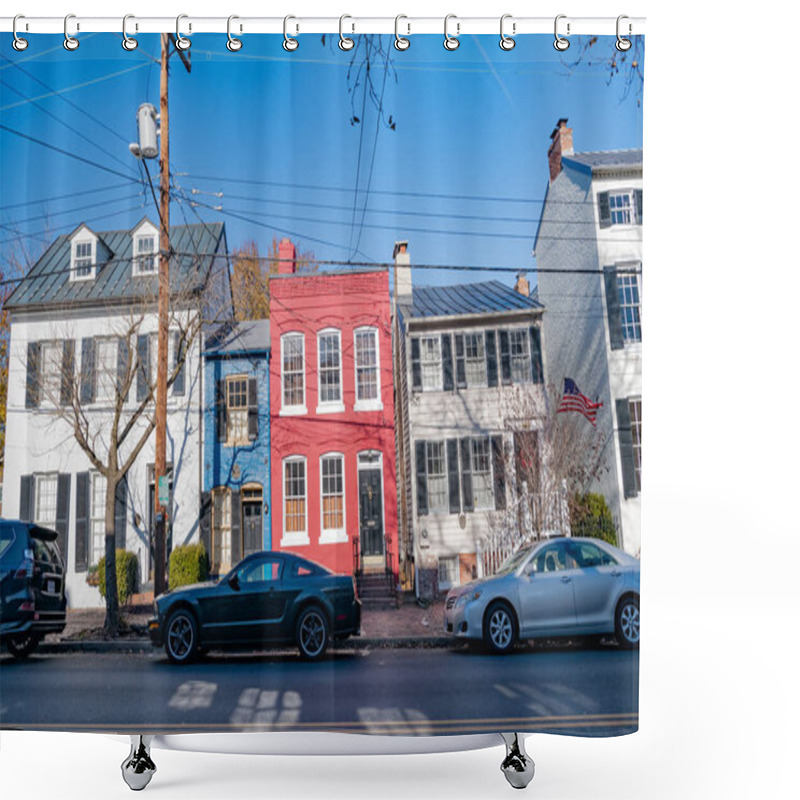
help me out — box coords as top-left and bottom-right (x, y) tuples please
(269, 253), (397, 579)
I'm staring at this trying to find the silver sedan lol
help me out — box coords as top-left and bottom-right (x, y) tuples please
(444, 537), (640, 653)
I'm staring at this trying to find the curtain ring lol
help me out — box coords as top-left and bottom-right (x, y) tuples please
(227, 15), (243, 51)
(122, 15), (138, 51)
(443, 14), (460, 51)
(553, 14), (570, 51)
(394, 15), (410, 51)
(339, 15), (355, 51)
(63, 14), (79, 51)
(175, 14), (191, 50)
(499, 14), (515, 51)
(616, 15), (632, 52)
(12, 15), (29, 51)
(283, 15), (299, 51)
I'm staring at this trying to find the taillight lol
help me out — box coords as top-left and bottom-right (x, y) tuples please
(14, 549), (35, 579)
(19, 601), (35, 612)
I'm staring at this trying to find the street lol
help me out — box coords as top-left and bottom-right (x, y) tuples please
(0, 645), (638, 737)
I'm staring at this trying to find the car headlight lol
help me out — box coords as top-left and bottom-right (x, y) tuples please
(457, 590), (482, 606)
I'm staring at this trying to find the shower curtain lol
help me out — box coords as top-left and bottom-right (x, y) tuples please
(0, 28), (643, 742)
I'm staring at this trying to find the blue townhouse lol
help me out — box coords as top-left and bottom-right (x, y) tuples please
(201, 320), (271, 576)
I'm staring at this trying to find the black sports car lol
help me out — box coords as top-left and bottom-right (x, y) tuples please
(149, 551), (361, 663)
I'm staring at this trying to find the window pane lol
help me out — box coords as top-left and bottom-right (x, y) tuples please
(426, 441), (447, 512)
(465, 333), (486, 387)
(355, 330), (378, 401)
(96, 338), (118, 402)
(509, 330), (531, 384)
(284, 460), (307, 533)
(421, 337), (442, 391)
(283, 335), (304, 407)
(90, 472), (106, 567)
(40, 342), (61, 404)
(471, 437), (493, 509)
(629, 399), (642, 491)
(318, 332), (341, 404)
(321, 455), (344, 532)
(617, 272), (642, 343)
(35, 475), (58, 527)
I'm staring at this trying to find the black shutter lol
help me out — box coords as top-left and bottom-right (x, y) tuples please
(19, 475), (33, 521)
(212, 492), (224, 571)
(415, 441), (428, 516)
(216, 379), (228, 442)
(441, 334), (454, 392)
(230, 490), (242, 566)
(529, 326), (544, 384)
(491, 436), (506, 511)
(114, 478), (127, 550)
(446, 438), (460, 513)
(247, 376), (258, 441)
(136, 334), (149, 402)
(80, 338), (96, 405)
(55, 473), (70, 568)
(199, 491), (212, 565)
(117, 336), (130, 402)
(25, 342), (40, 409)
(604, 267), (624, 351)
(598, 191), (611, 228)
(410, 337), (422, 391)
(61, 340), (75, 406)
(75, 472), (89, 573)
(486, 330), (498, 387)
(460, 438), (474, 513)
(634, 189), (643, 225)
(454, 334), (467, 389)
(498, 330), (512, 384)
(172, 331), (185, 396)
(616, 399), (639, 499)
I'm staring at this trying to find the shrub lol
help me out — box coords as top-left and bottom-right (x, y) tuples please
(569, 492), (618, 546)
(169, 543), (209, 590)
(97, 550), (139, 606)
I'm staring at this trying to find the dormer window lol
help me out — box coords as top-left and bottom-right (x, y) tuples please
(74, 242), (93, 277)
(134, 234), (157, 275)
(70, 229), (97, 281)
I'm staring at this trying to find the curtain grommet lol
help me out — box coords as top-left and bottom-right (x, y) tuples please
(444, 14), (460, 51)
(283, 15), (299, 51)
(394, 15), (410, 51)
(63, 14), (79, 51)
(616, 15), (632, 52)
(12, 15), (29, 51)
(122, 14), (138, 51)
(554, 14), (570, 51)
(499, 14), (516, 51)
(339, 15), (355, 51)
(227, 15), (243, 51)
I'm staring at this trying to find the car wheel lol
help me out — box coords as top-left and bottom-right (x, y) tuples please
(296, 606), (329, 660)
(615, 596), (640, 649)
(483, 601), (517, 654)
(164, 609), (199, 664)
(6, 633), (41, 658)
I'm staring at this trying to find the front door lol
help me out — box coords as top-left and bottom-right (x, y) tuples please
(358, 468), (384, 558)
(242, 502), (263, 557)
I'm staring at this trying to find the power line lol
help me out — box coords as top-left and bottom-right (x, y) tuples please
(0, 190), (143, 230)
(0, 183), (137, 213)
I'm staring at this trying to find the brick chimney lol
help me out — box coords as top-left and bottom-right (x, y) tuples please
(277, 237), (296, 275)
(514, 271), (530, 297)
(548, 118), (573, 182)
(393, 240), (412, 303)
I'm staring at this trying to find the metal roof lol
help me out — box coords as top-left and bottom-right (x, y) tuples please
(5, 221), (226, 309)
(563, 149), (643, 171)
(404, 280), (543, 319)
(204, 319), (270, 355)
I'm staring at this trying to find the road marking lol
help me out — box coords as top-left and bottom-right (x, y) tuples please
(168, 681), (217, 710)
(493, 684), (519, 699)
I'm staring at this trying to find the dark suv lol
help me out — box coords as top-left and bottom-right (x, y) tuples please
(1, 519), (67, 657)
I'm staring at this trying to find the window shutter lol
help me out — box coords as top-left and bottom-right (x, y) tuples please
(491, 436), (506, 511)
(199, 491), (212, 568)
(454, 334), (467, 389)
(61, 340), (75, 406)
(459, 438), (474, 512)
(212, 492), (224, 571)
(486, 331), (498, 387)
(441, 334), (454, 391)
(634, 189), (643, 225)
(247, 376), (258, 441)
(603, 267), (624, 351)
(410, 337), (422, 391)
(136, 334), (149, 402)
(80, 338), (96, 405)
(598, 191), (611, 228)
(415, 441), (428, 516)
(55, 473), (71, 568)
(117, 336), (130, 403)
(216, 380), (228, 442)
(616, 399), (639, 499)
(529, 326), (544, 384)
(446, 438), (460, 513)
(172, 331), (185, 396)
(75, 472), (89, 573)
(230, 490), (242, 566)
(114, 478), (127, 549)
(19, 475), (33, 521)
(498, 330), (512, 384)
(25, 342), (40, 409)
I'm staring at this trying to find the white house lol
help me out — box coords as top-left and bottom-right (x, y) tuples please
(534, 119), (642, 556)
(393, 244), (548, 599)
(2, 219), (230, 607)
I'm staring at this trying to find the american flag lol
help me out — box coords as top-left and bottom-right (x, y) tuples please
(557, 378), (603, 426)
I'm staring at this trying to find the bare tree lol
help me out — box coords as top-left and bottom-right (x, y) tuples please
(561, 35), (644, 106)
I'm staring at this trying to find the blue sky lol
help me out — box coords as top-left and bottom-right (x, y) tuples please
(1, 33), (643, 287)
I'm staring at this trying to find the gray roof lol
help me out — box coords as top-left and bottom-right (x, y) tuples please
(404, 280), (542, 319)
(204, 320), (270, 356)
(563, 149), (643, 172)
(5, 220), (226, 309)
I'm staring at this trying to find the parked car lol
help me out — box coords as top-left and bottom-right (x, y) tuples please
(1, 519), (67, 658)
(149, 551), (361, 664)
(444, 537), (640, 654)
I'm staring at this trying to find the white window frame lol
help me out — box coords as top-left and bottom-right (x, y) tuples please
(70, 235), (96, 282)
(354, 326), (383, 411)
(420, 335), (443, 392)
(438, 556), (460, 590)
(319, 452), (347, 545)
(280, 332), (307, 416)
(211, 487), (232, 575)
(464, 331), (488, 388)
(281, 456), (310, 547)
(426, 441), (448, 513)
(629, 397), (642, 492)
(509, 328), (532, 384)
(39, 340), (62, 407)
(608, 190), (636, 226)
(470, 437), (494, 510)
(225, 374), (249, 446)
(617, 267), (642, 344)
(316, 328), (345, 414)
(94, 336), (118, 404)
(133, 233), (157, 276)
(89, 471), (106, 568)
(34, 473), (58, 529)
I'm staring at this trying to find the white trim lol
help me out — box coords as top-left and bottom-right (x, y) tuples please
(353, 325), (383, 411)
(280, 332), (307, 416)
(281, 455), (310, 547)
(316, 328), (344, 414)
(319, 451), (348, 545)
(70, 228), (97, 282)
(357, 450), (386, 558)
(132, 224), (158, 277)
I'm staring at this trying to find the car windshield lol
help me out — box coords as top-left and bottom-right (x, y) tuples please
(0, 528), (15, 560)
(495, 547), (533, 576)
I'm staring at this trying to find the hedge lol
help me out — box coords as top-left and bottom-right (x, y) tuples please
(97, 550), (139, 606)
(169, 543), (209, 590)
(569, 492), (618, 546)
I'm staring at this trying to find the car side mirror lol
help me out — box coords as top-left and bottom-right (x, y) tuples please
(523, 562), (535, 578)
(228, 573), (241, 591)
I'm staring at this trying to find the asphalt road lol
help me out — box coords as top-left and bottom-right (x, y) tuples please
(0, 645), (638, 737)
